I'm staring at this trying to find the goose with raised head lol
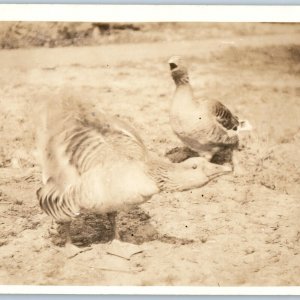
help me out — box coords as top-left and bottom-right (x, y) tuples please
(36, 95), (231, 254)
(167, 56), (252, 170)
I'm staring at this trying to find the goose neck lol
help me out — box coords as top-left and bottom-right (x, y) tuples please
(172, 73), (190, 86)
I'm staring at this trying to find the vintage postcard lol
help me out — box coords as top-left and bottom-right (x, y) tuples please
(0, 4), (299, 295)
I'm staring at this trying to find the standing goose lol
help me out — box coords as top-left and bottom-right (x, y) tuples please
(167, 56), (252, 169)
(36, 95), (231, 253)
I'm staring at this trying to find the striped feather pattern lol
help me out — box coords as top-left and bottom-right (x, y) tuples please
(214, 101), (239, 131)
(36, 97), (154, 222)
(37, 181), (80, 221)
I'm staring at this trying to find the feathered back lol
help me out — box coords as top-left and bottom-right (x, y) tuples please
(36, 89), (158, 221)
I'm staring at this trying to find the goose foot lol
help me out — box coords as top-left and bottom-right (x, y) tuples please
(64, 243), (92, 259)
(50, 242), (92, 259)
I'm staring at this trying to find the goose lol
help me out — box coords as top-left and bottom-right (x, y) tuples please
(36, 95), (231, 254)
(167, 56), (252, 171)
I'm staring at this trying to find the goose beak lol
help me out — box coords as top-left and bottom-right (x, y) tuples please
(169, 62), (178, 70)
(168, 56), (182, 70)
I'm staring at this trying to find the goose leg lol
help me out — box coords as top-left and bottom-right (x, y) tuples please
(61, 221), (72, 244)
(211, 146), (232, 165)
(61, 221), (80, 256)
(58, 221), (91, 258)
(232, 150), (246, 176)
(203, 151), (214, 162)
(107, 211), (119, 240)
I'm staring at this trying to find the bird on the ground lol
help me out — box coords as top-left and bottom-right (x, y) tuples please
(35, 94), (231, 254)
(167, 56), (252, 171)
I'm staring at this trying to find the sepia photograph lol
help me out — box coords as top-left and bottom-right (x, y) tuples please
(0, 6), (299, 289)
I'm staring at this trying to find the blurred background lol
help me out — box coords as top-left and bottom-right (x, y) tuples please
(0, 22), (300, 48)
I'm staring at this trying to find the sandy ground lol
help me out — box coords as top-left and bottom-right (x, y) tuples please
(0, 24), (300, 285)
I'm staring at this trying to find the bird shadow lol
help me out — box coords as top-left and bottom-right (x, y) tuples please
(165, 145), (234, 165)
(117, 207), (194, 246)
(51, 207), (193, 247)
(165, 146), (199, 163)
(211, 147), (234, 165)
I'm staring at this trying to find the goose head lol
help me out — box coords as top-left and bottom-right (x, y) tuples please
(168, 56), (185, 71)
(149, 156), (232, 192)
(168, 56), (189, 85)
(172, 157), (232, 191)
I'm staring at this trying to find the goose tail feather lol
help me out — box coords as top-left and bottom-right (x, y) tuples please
(37, 181), (80, 222)
(237, 119), (252, 132)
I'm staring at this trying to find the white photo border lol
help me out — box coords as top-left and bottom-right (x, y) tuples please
(0, 4), (299, 295)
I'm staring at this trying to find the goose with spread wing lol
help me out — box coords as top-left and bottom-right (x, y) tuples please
(36, 95), (231, 253)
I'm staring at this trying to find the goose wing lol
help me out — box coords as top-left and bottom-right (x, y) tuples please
(37, 108), (149, 221)
(212, 100), (239, 131)
(64, 110), (147, 175)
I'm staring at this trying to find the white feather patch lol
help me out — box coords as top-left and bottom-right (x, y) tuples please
(238, 119), (253, 132)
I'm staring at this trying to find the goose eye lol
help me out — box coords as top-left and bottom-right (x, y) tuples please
(192, 164), (197, 169)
